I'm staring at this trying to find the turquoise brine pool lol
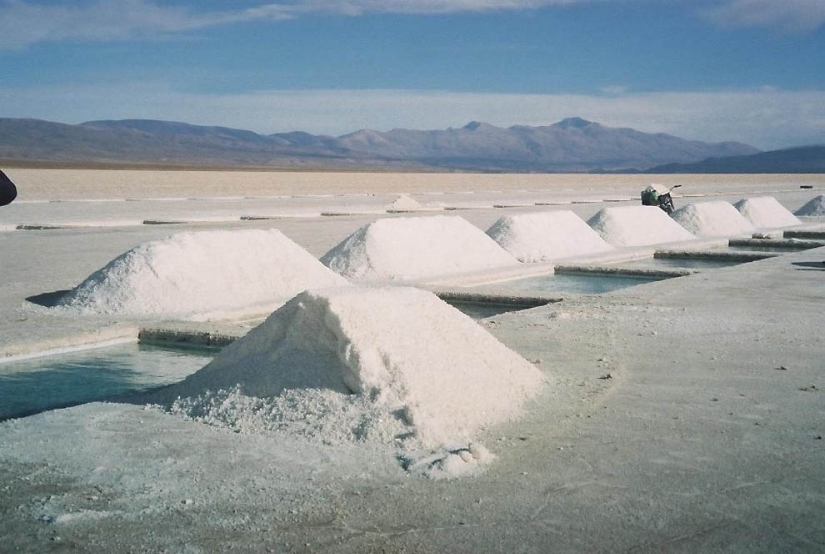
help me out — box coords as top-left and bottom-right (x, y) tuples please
(469, 272), (668, 297)
(0, 343), (213, 420)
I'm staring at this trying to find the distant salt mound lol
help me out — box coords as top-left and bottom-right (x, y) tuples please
(671, 201), (756, 237)
(588, 206), (695, 247)
(162, 286), (545, 450)
(795, 195), (825, 216)
(487, 210), (614, 263)
(385, 194), (441, 213)
(57, 229), (347, 318)
(321, 215), (520, 281)
(387, 194), (422, 211)
(734, 197), (801, 228)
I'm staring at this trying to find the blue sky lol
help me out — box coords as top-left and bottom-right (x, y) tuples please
(1, 0), (824, 149)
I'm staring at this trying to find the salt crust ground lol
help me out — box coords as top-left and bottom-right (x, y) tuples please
(321, 214), (520, 281)
(1, 175), (824, 552)
(735, 196), (801, 228)
(2, 246), (823, 552)
(153, 286), (545, 459)
(486, 210), (614, 263)
(671, 200), (756, 237)
(56, 229), (347, 319)
(795, 194), (825, 216)
(587, 205), (695, 247)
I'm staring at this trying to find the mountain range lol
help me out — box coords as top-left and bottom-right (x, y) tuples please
(0, 116), (766, 172)
(644, 145), (825, 174)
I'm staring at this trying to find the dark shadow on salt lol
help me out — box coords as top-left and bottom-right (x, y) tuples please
(792, 261), (825, 271)
(26, 290), (72, 307)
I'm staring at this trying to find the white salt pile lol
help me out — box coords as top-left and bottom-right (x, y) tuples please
(795, 195), (825, 216)
(57, 229), (347, 318)
(321, 215), (520, 281)
(587, 205), (695, 247)
(385, 194), (442, 213)
(487, 210), (614, 263)
(671, 201), (756, 238)
(734, 196), (801, 228)
(160, 286), (545, 476)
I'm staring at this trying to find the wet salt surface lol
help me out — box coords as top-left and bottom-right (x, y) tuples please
(0, 344), (213, 420)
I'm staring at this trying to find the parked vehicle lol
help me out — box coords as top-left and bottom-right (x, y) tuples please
(641, 184), (681, 215)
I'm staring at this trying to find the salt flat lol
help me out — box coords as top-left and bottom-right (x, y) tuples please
(0, 170), (824, 552)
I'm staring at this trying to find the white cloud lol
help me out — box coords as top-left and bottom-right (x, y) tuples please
(0, 0), (586, 49)
(2, 0), (823, 49)
(0, 0), (288, 49)
(2, 84), (824, 150)
(701, 0), (825, 33)
(600, 85), (629, 95)
(289, 0), (579, 16)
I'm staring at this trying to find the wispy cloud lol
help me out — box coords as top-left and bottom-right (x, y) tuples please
(701, 0), (825, 33)
(288, 0), (580, 16)
(0, 0), (584, 49)
(0, 0), (289, 49)
(2, 0), (823, 49)
(2, 83), (823, 149)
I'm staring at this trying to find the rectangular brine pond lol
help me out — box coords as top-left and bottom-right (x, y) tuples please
(613, 256), (746, 271)
(727, 238), (825, 253)
(466, 271), (671, 298)
(0, 343), (214, 421)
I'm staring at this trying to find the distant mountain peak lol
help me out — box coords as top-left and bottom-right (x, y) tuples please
(555, 117), (594, 130)
(463, 121), (490, 131)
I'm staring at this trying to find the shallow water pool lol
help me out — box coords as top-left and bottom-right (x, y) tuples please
(0, 343), (213, 420)
(469, 272), (667, 296)
(615, 257), (743, 270)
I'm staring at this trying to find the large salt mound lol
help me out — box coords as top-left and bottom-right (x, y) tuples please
(487, 210), (614, 263)
(58, 229), (348, 317)
(162, 286), (545, 446)
(734, 196), (801, 228)
(795, 195), (825, 216)
(671, 201), (756, 237)
(321, 215), (520, 281)
(587, 206), (695, 247)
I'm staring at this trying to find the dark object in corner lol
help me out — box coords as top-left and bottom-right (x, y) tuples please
(0, 170), (18, 206)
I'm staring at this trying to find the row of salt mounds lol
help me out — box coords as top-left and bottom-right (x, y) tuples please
(57, 229), (348, 318)
(734, 196), (801, 228)
(587, 205), (695, 247)
(671, 201), (756, 238)
(160, 287), (545, 476)
(795, 195), (825, 216)
(487, 210), (614, 263)
(321, 215), (520, 281)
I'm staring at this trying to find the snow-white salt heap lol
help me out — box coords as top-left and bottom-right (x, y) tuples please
(734, 196), (801, 228)
(587, 205), (695, 247)
(57, 229), (348, 318)
(162, 286), (545, 447)
(321, 215), (520, 281)
(487, 210), (614, 263)
(671, 201), (756, 238)
(795, 195), (825, 217)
